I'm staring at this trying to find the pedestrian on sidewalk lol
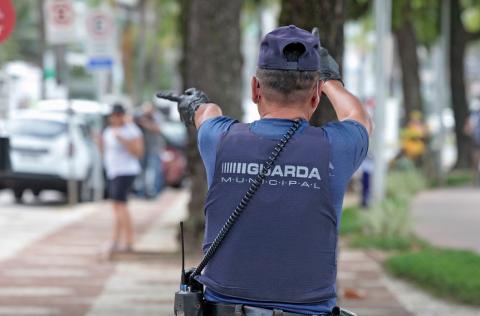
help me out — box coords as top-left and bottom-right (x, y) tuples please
(134, 101), (166, 198)
(102, 103), (144, 255)
(158, 25), (371, 316)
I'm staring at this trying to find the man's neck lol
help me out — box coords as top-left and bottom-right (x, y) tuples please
(261, 108), (309, 121)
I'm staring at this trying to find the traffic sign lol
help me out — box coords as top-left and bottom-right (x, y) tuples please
(87, 57), (113, 69)
(0, 0), (16, 43)
(85, 8), (117, 70)
(87, 11), (113, 40)
(44, 0), (77, 45)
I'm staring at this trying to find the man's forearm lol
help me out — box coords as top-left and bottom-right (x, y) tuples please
(322, 80), (373, 135)
(194, 103), (223, 129)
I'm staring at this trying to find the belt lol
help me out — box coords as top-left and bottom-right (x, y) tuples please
(205, 302), (331, 316)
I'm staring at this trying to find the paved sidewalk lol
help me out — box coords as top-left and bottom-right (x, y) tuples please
(411, 187), (480, 253)
(0, 195), (96, 262)
(337, 250), (411, 316)
(0, 188), (414, 316)
(0, 189), (189, 316)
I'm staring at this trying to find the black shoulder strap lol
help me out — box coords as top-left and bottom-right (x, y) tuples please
(189, 119), (302, 283)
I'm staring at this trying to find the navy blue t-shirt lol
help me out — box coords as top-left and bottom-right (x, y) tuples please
(197, 117), (369, 314)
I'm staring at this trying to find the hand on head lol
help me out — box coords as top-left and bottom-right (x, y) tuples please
(318, 47), (342, 84)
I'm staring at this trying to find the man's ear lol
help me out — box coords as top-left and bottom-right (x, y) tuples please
(310, 81), (322, 109)
(251, 76), (261, 104)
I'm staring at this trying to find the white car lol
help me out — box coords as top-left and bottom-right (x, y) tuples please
(0, 110), (100, 203)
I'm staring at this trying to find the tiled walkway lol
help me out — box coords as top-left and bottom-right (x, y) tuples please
(0, 189), (413, 315)
(0, 190), (188, 316)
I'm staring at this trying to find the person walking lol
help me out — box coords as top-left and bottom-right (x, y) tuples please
(102, 103), (144, 254)
(135, 101), (165, 198)
(159, 25), (371, 315)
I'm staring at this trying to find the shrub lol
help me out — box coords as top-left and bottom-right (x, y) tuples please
(339, 206), (363, 235)
(361, 168), (426, 236)
(445, 169), (474, 187)
(349, 167), (428, 250)
(361, 197), (411, 238)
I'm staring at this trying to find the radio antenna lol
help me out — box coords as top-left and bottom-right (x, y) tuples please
(179, 222), (186, 286)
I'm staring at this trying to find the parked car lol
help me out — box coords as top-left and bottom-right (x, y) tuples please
(36, 99), (109, 199)
(0, 110), (100, 203)
(36, 99), (110, 129)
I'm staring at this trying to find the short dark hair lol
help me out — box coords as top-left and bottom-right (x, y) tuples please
(255, 68), (319, 95)
(111, 103), (126, 115)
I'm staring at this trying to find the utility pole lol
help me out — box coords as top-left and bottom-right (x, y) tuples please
(372, 0), (392, 203)
(439, 0), (451, 177)
(38, 0), (47, 99)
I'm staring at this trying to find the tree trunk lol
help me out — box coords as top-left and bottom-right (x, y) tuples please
(279, 0), (345, 126)
(180, 0), (244, 250)
(121, 20), (135, 96)
(449, 0), (471, 169)
(394, 18), (423, 125)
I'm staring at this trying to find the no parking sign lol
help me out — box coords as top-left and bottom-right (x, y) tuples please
(0, 0), (16, 43)
(44, 0), (77, 45)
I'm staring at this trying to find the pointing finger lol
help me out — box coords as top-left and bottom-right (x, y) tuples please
(155, 91), (182, 102)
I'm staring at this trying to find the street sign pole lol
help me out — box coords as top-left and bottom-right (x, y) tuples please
(55, 45), (78, 205)
(86, 6), (116, 202)
(67, 97), (78, 205)
(372, 0), (392, 203)
(44, 0), (78, 205)
(0, 0), (16, 174)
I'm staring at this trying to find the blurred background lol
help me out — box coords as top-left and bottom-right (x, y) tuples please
(0, 0), (479, 315)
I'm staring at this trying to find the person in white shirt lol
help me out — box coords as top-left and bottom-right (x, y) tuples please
(102, 104), (144, 254)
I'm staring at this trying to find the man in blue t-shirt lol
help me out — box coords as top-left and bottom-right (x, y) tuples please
(159, 25), (371, 316)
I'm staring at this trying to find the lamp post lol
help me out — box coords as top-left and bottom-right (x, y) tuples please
(372, 0), (392, 203)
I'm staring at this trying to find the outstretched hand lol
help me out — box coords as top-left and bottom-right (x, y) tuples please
(156, 88), (209, 126)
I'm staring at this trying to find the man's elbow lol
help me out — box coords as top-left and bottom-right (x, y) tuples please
(194, 103), (223, 129)
(348, 111), (373, 136)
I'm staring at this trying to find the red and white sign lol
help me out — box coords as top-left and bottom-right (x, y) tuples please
(51, 1), (74, 25)
(85, 8), (117, 69)
(0, 0), (16, 43)
(87, 11), (114, 40)
(44, 0), (77, 45)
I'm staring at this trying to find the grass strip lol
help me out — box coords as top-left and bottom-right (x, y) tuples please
(385, 248), (480, 305)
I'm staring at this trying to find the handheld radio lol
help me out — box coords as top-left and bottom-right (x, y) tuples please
(174, 222), (204, 316)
